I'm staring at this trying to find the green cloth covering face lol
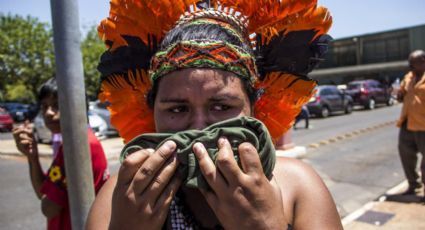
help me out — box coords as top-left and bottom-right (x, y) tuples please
(120, 116), (276, 189)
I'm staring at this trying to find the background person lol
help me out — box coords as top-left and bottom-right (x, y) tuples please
(397, 50), (425, 197)
(13, 78), (109, 230)
(294, 105), (310, 130)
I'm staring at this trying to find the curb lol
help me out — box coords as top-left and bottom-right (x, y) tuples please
(276, 146), (307, 158)
(341, 180), (406, 226)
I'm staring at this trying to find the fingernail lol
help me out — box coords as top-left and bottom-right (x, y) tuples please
(146, 148), (155, 155)
(164, 140), (176, 151)
(218, 137), (227, 146)
(193, 143), (205, 156)
(193, 142), (202, 152)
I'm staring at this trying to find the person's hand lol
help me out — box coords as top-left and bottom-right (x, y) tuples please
(193, 138), (288, 230)
(12, 121), (38, 159)
(109, 141), (182, 230)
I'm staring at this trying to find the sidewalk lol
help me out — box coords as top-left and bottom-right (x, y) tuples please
(0, 137), (124, 161)
(343, 181), (425, 230)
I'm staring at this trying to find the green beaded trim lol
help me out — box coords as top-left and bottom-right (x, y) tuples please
(150, 40), (258, 84)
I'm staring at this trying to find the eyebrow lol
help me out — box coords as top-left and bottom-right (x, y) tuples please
(159, 93), (243, 103)
(209, 94), (243, 102)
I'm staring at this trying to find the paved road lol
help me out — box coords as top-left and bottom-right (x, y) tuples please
(289, 104), (405, 217)
(0, 132), (13, 141)
(0, 157), (48, 230)
(305, 124), (403, 217)
(0, 105), (405, 228)
(292, 104), (401, 146)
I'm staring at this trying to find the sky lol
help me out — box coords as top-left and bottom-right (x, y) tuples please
(1, 0), (425, 39)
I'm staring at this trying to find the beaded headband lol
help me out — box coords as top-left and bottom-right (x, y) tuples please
(150, 39), (258, 84)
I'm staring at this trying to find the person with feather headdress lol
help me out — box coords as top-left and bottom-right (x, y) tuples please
(87, 0), (343, 229)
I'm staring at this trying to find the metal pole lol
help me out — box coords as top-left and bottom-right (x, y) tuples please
(49, 0), (95, 229)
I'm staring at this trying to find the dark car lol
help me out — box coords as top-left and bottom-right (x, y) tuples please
(345, 80), (393, 110)
(1, 103), (31, 122)
(0, 107), (14, 132)
(307, 85), (353, 118)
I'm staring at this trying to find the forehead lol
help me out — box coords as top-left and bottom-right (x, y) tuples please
(40, 93), (58, 105)
(156, 68), (247, 97)
(409, 55), (425, 64)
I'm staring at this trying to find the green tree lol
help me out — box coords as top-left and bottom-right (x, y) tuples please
(81, 25), (106, 100)
(0, 15), (106, 103)
(0, 14), (55, 102)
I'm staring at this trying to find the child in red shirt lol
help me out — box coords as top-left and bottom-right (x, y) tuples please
(13, 78), (109, 230)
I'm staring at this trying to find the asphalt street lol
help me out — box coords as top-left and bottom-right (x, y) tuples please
(0, 104), (405, 228)
(292, 104), (401, 146)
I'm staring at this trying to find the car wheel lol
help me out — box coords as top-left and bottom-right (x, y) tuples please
(320, 106), (330, 118)
(365, 98), (375, 110)
(345, 103), (353, 114)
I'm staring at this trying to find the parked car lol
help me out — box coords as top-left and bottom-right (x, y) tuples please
(1, 102), (31, 122)
(88, 111), (109, 139)
(0, 107), (14, 132)
(33, 110), (109, 143)
(89, 100), (118, 136)
(307, 85), (354, 118)
(345, 79), (393, 110)
(33, 112), (52, 143)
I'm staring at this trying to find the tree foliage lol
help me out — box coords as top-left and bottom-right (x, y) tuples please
(0, 14), (106, 103)
(81, 26), (106, 100)
(0, 14), (55, 103)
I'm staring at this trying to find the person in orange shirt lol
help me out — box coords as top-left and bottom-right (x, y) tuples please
(397, 50), (425, 197)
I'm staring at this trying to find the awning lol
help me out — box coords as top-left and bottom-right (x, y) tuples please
(310, 61), (409, 79)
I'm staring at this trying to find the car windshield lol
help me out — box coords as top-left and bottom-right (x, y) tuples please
(347, 83), (362, 90)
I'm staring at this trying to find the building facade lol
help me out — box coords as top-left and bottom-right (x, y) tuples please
(311, 24), (425, 85)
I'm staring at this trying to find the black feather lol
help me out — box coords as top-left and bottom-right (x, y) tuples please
(255, 30), (332, 79)
(98, 35), (157, 82)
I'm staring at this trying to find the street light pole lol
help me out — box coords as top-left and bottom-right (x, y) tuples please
(49, 0), (95, 229)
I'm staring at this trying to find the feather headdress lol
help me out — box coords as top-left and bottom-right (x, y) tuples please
(97, 0), (332, 143)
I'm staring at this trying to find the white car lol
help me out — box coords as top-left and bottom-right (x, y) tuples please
(89, 100), (118, 136)
(33, 111), (108, 144)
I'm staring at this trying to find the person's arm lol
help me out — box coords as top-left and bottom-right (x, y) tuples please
(397, 79), (407, 102)
(13, 124), (45, 199)
(13, 123), (64, 218)
(41, 195), (62, 219)
(86, 175), (117, 230)
(274, 157), (343, 230)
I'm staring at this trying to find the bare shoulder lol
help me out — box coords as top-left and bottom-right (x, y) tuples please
(273, 156), (327, 193)
(273, 156), (343, 230)
(86, 175), (117, 230)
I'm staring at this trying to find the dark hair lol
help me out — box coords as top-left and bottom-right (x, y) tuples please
(38, 78), (58, 102)
(147, 23), (257, 108)
(37, 77), (90, 116)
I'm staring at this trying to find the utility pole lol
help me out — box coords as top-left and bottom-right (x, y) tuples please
(50, 0), (95, 229)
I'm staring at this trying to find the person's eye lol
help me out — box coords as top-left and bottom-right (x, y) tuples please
(211, 104), (231, 111)
(167, 106), (188, 113)
(53, 102), (59, 110)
